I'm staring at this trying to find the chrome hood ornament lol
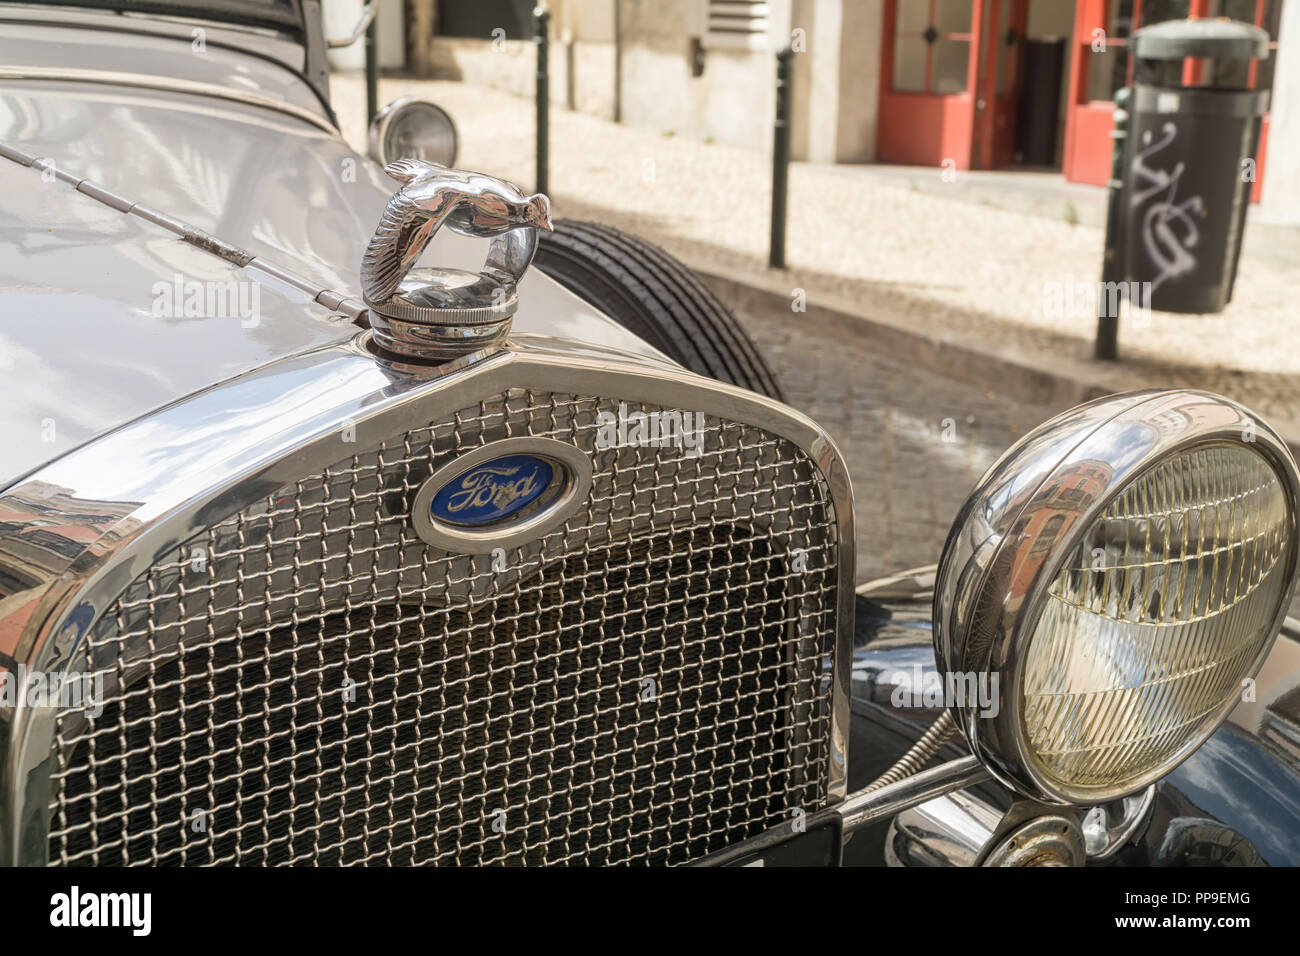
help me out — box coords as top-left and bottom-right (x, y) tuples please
(360, 159), (552, 361)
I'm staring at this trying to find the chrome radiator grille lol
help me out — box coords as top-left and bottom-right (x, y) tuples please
(46, 389), (839, 865)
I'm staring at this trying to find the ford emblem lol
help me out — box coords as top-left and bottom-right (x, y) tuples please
(410, 437), (593, 553)
(430, 454), (554, 526)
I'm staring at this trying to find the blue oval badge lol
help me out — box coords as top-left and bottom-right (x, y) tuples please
(430, 454), (555, 527)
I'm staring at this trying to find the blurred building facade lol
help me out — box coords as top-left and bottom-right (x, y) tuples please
(417, 0), (1300, 221)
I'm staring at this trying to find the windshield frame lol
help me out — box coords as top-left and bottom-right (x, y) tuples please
(1, 0), (308, 34)
(0, 0), (337, 125)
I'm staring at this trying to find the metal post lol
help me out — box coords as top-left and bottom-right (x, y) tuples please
(535, 7), (550, 196)
(769, 47), (793, 269)
(1095, 87), (1130, 361)
(612, 0), (623, 124)
(365, 13), (379, 125)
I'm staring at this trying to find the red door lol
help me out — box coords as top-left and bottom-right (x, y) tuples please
(877, 0), (985, 169)
(972, 0), (1029, 169)
(1062, 0), (1280, 199)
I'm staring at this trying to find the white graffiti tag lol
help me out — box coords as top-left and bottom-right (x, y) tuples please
(1129, 122), (1205, 292)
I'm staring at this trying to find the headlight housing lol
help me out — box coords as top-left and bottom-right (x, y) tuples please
(369, 96), (458, 168)
(934, 390), (1300, 804)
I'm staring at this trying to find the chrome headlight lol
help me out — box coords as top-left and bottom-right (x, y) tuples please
(369, 96), (458, 167)
(935, 390), (1300, 804)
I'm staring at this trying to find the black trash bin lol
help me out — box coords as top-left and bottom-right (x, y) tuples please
(1121, 18), (1270, 314)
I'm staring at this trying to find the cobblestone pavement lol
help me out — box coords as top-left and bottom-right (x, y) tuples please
(737, 297), (1063, 585)
(332, 75), (1300, 430)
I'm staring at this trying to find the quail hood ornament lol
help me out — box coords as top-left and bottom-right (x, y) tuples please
(360, 159), (552, 361)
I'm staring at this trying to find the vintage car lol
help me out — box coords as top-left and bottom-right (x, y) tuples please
(1, 0), (1298, 868)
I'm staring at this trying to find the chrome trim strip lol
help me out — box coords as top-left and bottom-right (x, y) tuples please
(0, 334), (855, 863)
(837, 755), (990, 834)
(0, 140), (367, 323)
(74, 179), (134, 213)
(0, 66), (335, 133)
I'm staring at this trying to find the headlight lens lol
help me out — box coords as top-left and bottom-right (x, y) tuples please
(1021, 443), (1291, 795)
(369, 97), (458, 168)
(934, 390), (1300, 804)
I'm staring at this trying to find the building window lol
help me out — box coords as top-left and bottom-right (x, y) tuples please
(891, 0), (975, 95)
(704, 0), (773, 51)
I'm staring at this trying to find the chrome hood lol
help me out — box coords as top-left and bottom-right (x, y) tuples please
(0, 39), (669, 489)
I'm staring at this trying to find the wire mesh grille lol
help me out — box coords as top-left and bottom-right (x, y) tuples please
(46, 388), (839, 865)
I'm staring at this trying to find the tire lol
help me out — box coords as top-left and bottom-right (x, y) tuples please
(533, 220), (785, 401)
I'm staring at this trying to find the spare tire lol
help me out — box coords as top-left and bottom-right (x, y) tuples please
(534, 220), (784, 401)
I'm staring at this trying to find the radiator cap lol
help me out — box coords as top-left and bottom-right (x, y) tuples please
(360, 159), (551, 362)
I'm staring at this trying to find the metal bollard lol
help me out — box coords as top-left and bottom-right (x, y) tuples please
(535, 6), (550, 196)
(365, 14), (379, 125)
(769, 47), (793, 270)
(1094, 87), (1130, 361)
